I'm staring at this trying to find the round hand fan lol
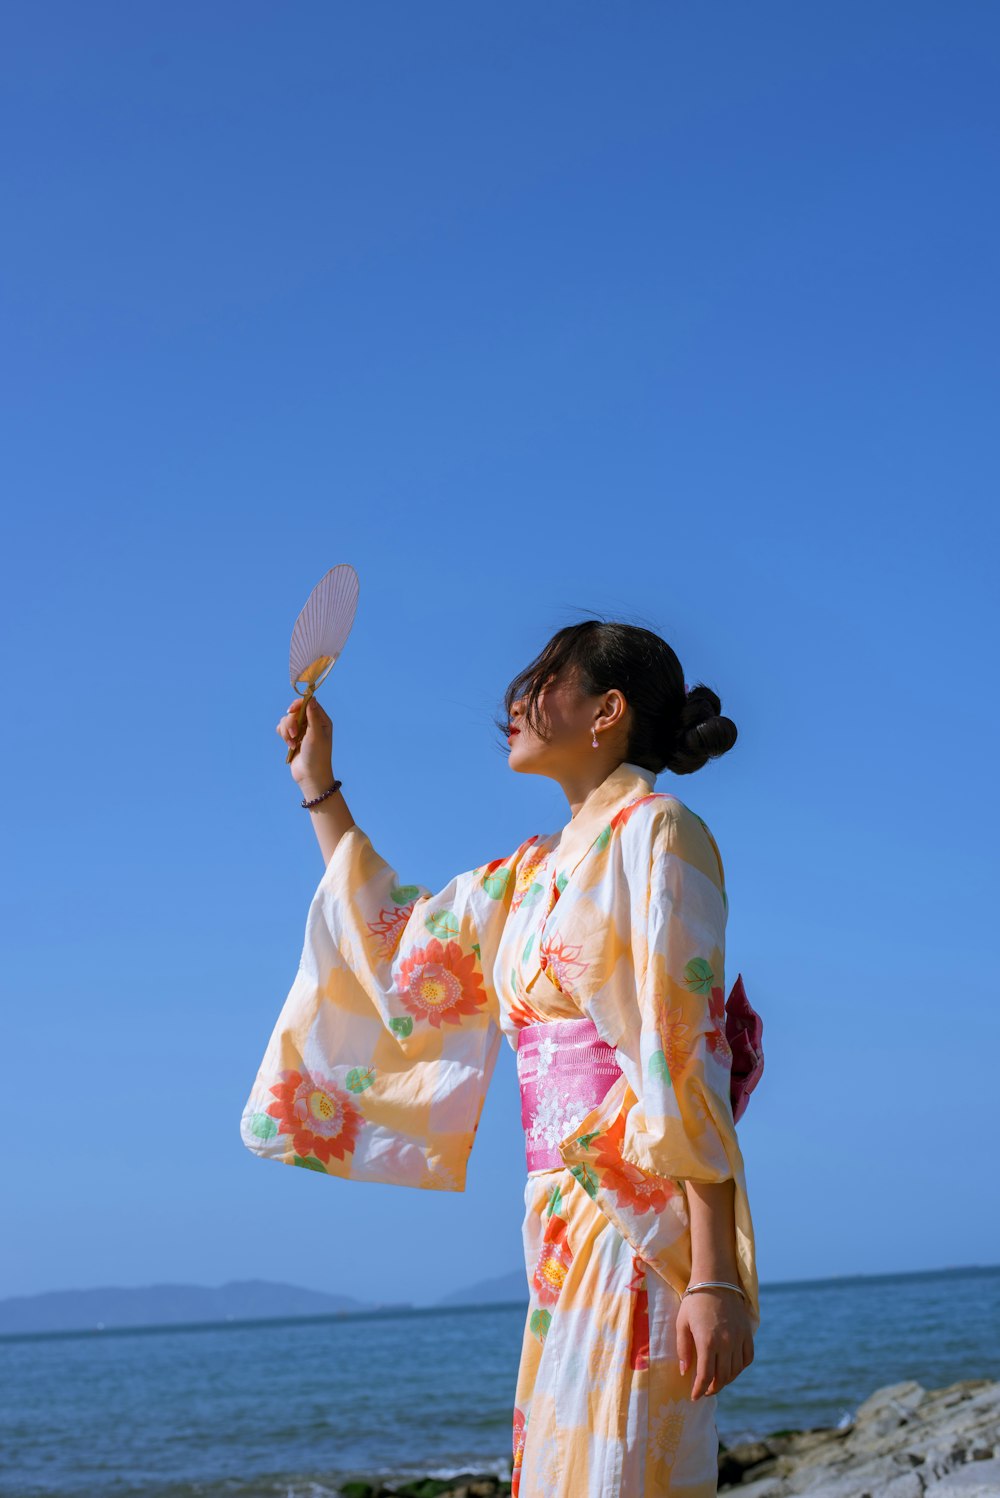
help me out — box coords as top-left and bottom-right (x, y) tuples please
(284, 563), (360, 763)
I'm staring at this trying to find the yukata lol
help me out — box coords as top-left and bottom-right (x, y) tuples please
(240, 760), (760, 1498)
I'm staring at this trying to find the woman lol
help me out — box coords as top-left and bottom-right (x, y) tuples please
(241, 619), (760, 1497)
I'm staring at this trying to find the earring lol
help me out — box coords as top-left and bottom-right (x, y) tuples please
(591, 727), (599, 748)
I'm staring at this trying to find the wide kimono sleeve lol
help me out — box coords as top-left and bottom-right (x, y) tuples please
(240, 823), (532, 1193)
(559, 800), (760, 1330)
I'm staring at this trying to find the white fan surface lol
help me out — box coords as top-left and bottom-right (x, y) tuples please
(289, 563), (360, 690)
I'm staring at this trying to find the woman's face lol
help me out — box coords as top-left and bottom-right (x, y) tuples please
(506, 665), (616, 775)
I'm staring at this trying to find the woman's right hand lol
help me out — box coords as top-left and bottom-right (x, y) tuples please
(276, 695), (334, 794)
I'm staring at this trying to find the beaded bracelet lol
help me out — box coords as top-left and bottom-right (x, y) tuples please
(300, 778), (343, 810)
(682, 1279), (746, 1300)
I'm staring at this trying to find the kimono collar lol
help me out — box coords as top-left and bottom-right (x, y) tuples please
(552, 760), (658, 880)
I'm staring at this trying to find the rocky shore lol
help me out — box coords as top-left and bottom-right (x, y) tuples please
(336, 1376), (1000, 1497)
(339, 1482), (510, 1498)
(719, 1376), (1000, 1496)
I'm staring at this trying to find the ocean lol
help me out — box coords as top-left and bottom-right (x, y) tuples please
(1, 1265), (997, 1498)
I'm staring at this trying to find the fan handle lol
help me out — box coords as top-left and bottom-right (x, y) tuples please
(284, 686), (313, 764)
(285, 657), (337, 764)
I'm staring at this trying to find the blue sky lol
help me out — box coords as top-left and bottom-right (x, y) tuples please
(2, 2), (997, 1310)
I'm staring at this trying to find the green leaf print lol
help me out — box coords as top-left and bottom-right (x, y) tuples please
(345, 1066), (376, 1093)
(546, 1183), (563, 1219)
(249, 1113), (277, 1140)
(570, 1163), (599, 1199)
(683, 957), (714, 994)
(291, 1155), (327, 1172)
(593, 823), (612, 853)
(575, 1130), (600, 1152)
(390, 884), (422, 906)
(649, 1050), (672, 1085)
(471, 943), (481, 958)
(521, 881), (545, 907)
(425, 909), (459, 940)
(522, 933), (536, 964)
(389, 1016), (413, 1038)
(555, 871), (568, 893)
(530, 1308), (552, 1343)
(483, 866), (512, 900)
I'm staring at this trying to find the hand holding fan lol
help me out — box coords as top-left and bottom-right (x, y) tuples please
(285, 563), (360, 764)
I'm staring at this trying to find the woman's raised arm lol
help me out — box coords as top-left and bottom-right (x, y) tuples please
(244, 693), (536, 1194)
(277, 694), (355, 864)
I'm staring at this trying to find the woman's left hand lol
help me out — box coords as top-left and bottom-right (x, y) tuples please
(676, 1288), (755, 1400)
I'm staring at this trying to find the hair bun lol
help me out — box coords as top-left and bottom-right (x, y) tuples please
(667, 713), (739, 774)
(664, 682), (738, 775)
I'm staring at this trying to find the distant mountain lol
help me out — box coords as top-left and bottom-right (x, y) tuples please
(436, 1268), (528, 1308)
(0, 1270), (531, 1337)
(0, 1279), (385, 1336)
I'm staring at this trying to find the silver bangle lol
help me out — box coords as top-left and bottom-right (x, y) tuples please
(683, 1279), (746, 1300)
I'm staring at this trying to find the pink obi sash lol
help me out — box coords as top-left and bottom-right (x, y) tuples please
(516, 1016), (624, 1175)
(514, 975), (765, 1173)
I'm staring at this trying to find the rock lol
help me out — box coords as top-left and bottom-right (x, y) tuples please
(342, 1479), (509, 1498)
(881, 1475), (926, 1498)
(730, 1474), (790, 1498)
(785, 1453), (927, 1496)
(719, 1377), (1000, 1496)
(391, 1480), (505, 1498)
(718, 1439), (778, 1484)
(854, 1380), (928, 1423)
(734, 1479), (791, 1498)
(923, 1442), (973, 1480)
(924, 1458), (1000, 1494)
(845, 1380), (928, 1445)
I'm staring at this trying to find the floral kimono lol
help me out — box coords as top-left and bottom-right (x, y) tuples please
(240, 760), (760, 1497)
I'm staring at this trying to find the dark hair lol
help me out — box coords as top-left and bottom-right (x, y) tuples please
(495, 619), (737, 776)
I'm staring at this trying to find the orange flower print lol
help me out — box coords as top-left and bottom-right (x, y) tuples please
(266, 1068), (363, 1164)
(511, 850), (549, 913)
(532, 1213), (574, 1307)
(655, 994), (697, 1079)
(647, 1400), (688, 1482)
(587, 1322), (625, 1383)
(365, 900), (417, 958)
(592, 1113), (679, 1217)
(707, 985), (733, 1062)
(506, 995), (549, 1030)
(511, 1406), (527, 1498)
(538, 933), (589, 992)
(397, 938), (487, 1028)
